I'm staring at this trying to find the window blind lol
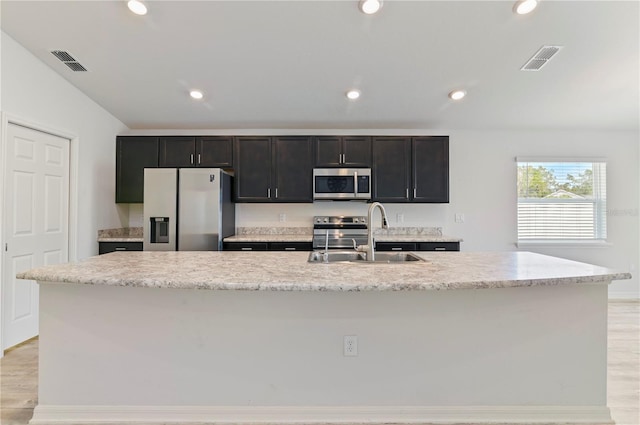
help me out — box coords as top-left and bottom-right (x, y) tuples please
(516, 160), (607, 241)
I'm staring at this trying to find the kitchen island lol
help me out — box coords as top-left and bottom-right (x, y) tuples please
(18, 251), (631, 425)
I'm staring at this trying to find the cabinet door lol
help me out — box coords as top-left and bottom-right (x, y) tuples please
(268, 242), (313, 251)
(159, 136), (196, 167)
(375, 242), (417, 251)
(223, 242), (269, 251)
(417, 242), (460, 251)
(314, 136), (342, 167)
(116, 136), (159, 203)
(234, 137), (272, 202)
(196, 136), (233, 168)
(99, 242), (143, 255)
(412, 136), (449, 203)
(274, 136), (313, 202)
(372, 137), (411, 202)
(342, 136), (371, 167)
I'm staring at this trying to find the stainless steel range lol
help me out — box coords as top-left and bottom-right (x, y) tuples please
(313, 216), (368, 250)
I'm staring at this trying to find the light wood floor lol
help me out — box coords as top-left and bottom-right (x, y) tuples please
(1, 301), (638, 425)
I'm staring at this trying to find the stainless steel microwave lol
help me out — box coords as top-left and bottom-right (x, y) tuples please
(313, 168), (371, 200)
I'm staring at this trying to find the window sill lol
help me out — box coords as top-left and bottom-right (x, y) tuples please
(517, 240), (612, 249)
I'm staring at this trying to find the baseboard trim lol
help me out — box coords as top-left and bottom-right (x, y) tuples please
(29, 404), (614, 424)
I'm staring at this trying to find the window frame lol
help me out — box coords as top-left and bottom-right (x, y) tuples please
(515, 157), (608, 247)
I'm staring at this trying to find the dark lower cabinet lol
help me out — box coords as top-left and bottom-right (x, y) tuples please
(375, 241), (460, 251)
(223, 242), (312, 251)
(234, 136), (313, 202)
(375, 242), (416, 251)
(99, 242), (143, 255)
(116, 136), (159, 203)
(268, 242), (313, 251)
(417, 242), (460, 251)
(223, 242), (269, 251)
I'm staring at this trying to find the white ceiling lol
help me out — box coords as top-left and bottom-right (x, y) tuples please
(2, 1), (638, 131)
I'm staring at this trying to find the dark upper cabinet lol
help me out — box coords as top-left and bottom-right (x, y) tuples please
(116, 136), (159, 203)
(196, 136), (233, 167)
(159, 136), (233, 168)
(413, 136), (449, 203)
(159, 136), (196, 167)
(234, 136), (272, 201)
(372, 136), (411, 202)
(314, 136), (371, 167)
(273, 136), (313, 202)
(234, 136), (313, 203)
(371, 136), (449, 203)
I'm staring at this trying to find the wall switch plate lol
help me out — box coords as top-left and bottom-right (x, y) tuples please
(343, 335), (358, 357)
(279, 213), (286, 222)
(455, 213), (465, 223)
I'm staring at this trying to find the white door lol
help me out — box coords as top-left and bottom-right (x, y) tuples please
(2, 123), (69, 350)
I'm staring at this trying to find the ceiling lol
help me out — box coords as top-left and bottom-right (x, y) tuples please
(1, 1), (638, 131)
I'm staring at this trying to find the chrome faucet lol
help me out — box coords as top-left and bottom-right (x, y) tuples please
(356, 202), (389, 262)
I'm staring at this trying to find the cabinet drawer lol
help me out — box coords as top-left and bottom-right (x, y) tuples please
(375, 242), (417, 251)
(99, 242), (143, 255)
(417, 242), (460, 251)
(268, 242), (313, 251)
(223, 242), (269, 251)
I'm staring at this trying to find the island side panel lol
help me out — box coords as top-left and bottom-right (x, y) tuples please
(37, 282), (608, 408)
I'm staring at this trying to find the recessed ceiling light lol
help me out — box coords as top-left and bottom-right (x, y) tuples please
(127, 0), (147, 15)
(448, 90), (466, 101)
(513, 0), (538, 15)
(190, 90), (204, 100)
(346, 90), (361, 100)
(359, 0), (382, 15)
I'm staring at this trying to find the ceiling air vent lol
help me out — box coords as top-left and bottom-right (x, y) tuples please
(521, 45), (562, 71)
(50, 50), (88, 72)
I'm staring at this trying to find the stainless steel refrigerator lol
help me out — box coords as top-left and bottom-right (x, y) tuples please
(143, 168), (235, 251)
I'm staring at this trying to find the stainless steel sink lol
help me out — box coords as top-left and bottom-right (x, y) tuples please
(307, 251), (424, 263)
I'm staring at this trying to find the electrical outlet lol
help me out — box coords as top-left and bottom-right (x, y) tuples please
(279, 213), (286, 222)
(344, 335), (358, 357)
(396, 213), (404, 223)
(455, 213), (465, 223)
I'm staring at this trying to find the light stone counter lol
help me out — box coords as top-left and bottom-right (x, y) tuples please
(18, 251), (630, 291)
(20, 251), (631, 425)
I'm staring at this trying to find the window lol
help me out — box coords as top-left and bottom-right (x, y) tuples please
(517, 158), (607, 242)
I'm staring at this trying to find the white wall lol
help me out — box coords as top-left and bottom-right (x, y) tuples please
(1, 32), (129, 259)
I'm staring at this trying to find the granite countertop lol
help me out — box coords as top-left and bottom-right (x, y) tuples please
(223, 226), (462, 243)
(17, 251), (630, 292)
(98, 227), (143, 242)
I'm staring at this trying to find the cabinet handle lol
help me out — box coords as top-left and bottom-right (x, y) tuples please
(284, 247), (296, 251)
(341, 153), (345, 164)
(435, 247), (446, 251)
(268, 188), (271, 198)
(406, 188), (409, 199)
(391, 247), (402, 251)
(414, 188), (417, 198)
(190, 154), (194, 164)
(354, 171), (358, 197)
(115, 247), (127, 251)
(275, 188), (278, 198)
(198, 153), (201, 165)
(241, 247), (253, 251)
